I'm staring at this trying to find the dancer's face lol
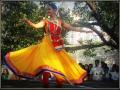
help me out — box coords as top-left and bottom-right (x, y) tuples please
(47, 6), (57, 16)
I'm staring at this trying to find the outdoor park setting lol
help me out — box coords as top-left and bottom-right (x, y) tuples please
(1, 1), (119, 89)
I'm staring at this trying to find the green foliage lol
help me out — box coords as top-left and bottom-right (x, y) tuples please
(97, 1), (119, 30)
(95, 1), (119, 49)
(2, 1), (41, 54)
(73, 1), (94, 21)
(67, 48), (76, 54)
(83, 48), (96, 57)
(83, 39), (97, 57)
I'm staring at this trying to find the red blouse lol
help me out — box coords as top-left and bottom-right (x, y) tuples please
(47, 19), (64, 48)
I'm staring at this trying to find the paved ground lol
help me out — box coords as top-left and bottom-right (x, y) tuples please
(1, 80), (119, 89)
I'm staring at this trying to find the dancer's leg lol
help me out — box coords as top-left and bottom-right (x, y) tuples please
(42, 72), (50, 87)
(56, 78), (62, 88)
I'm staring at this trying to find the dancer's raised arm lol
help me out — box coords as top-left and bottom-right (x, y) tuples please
(22, 18), (45, 29)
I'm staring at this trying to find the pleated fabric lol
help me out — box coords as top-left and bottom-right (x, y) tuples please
(5, 34), (87, 84)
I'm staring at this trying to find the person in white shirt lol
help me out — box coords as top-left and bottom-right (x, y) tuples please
(109, 64), (119, 81)
(90, 60), (104, 81)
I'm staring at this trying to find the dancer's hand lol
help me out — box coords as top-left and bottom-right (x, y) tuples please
(21, 18), (45, 29)
(21, 18), (28, 22)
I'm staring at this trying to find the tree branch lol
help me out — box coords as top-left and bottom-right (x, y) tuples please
(73, 21), (98, 26)
(72, 22), (118, 49)
(65, 43), (105, 51)
(85, 1), (118, 49)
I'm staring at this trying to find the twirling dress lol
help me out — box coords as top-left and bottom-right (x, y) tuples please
(5, 18), (87, 84)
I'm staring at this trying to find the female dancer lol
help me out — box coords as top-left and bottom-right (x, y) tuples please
(5, 3), (90, 87)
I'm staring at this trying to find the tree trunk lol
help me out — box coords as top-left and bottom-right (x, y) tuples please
(85, 1), (118, 49)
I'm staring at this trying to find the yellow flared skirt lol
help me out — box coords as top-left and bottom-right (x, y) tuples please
(5, 35), (87, 84)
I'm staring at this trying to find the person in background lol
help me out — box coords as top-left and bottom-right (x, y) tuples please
(84, 64), (89, 81)
(101, 61), (110, 81)
(88, 64), (93, 81)
(109, 64), (119, 81)
(90, 60), (104, 81)
(2, 68), (9, 80)
(78, 63), (84, 69)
